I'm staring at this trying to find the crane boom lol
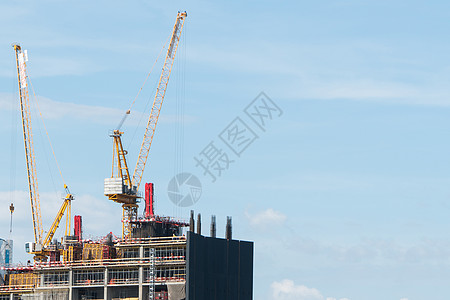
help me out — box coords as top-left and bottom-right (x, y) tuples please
(42, 193), (73, 247)
(131, 11), (187, 191)
(13, 44), (43, 246)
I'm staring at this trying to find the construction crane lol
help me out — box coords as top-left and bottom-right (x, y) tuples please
(13, 44), (73, 262)
(104, 11), (187, 239)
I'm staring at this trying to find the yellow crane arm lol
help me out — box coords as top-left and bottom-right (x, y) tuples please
(43, 193), (73, 247)
(13, 44), (43, 246)
(112, 130), (132, 189)
(131, 12), (187, 191)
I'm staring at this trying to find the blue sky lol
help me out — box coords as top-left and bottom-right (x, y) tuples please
(1, 1), (450, 299)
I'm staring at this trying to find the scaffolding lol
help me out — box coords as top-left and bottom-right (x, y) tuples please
(148, 248), (155, 300)
(63, 245), (82, 262)
(8, 272), (39, 289)
(82, 243), (111, 261)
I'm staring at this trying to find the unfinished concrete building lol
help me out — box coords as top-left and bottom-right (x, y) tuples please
(0, 212), (253, 300)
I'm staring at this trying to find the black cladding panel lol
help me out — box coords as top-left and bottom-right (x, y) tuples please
(186, 232), (253, 300)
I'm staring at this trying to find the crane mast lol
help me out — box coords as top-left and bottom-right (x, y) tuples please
(105, 12), (187, 239)
(13, 44), (43, 248)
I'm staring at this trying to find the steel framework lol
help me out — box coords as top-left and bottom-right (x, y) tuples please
(13, 44), (43, 248)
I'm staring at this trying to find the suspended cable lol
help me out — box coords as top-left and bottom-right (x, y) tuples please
(9, 72), (17, 240)
(128, 34), (171, 112)
(117, 34), (172, 132)
(126, 34), (172, 149)
(31, 95), (58, 198)
(126, 80), (157, 153)
(9, 71), (18, 210)
(28, 80), (67, 189)
(173, 23), (187, 219)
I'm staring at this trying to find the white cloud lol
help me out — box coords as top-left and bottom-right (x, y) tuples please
(271, 280), (323, 300)
(0, 93), (196, 126)
(287, 236), (450, 264)
(189, 40), (450, 107)
(245, 208), (287, 227)
(304, 80), (417, 100)
(400, 298), (408, 300)
(35, 97), (119, 122)
(293, 79), (450, 107)
(0, 92), (122, 124)
(271, 280), (350, 300)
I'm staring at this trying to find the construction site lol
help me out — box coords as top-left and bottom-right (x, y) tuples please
(0, 11), (254, 300)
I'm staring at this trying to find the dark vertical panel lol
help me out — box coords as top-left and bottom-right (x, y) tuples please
(186, 231), (194, 300)
(186, 232), (253, 300)
(239, 241), (254, 300)
(198, 234), (206, 300)
(212, 237), (225, 299)
(206, 235), (214, 300)
(228, 240), (239, 300)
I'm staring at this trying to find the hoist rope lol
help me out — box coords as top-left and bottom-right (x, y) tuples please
(127, 34), (172, 114)
(126, 33), (172, 150)
(173, 24), (187, 219)
(9, 74), (18, 239)
(28, 80), (66, 188)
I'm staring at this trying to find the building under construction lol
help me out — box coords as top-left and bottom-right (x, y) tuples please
(0, 209), (253, 300)
(0, 11), (253, 300)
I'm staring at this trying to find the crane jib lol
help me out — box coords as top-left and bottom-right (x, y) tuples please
(132, 11), (187, 192)
(168, 16), (184, 58)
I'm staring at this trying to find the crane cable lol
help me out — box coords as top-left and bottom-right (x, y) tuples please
(118, 33), (173, 132)
(28, 80), (67, 189)
(9, 74), (18, 239)
(125, 33), (172, 150)
(173, 24), (187, 219)
(29, 78), (73, 235)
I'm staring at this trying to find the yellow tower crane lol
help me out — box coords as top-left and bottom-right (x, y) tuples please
(13, 44), (73, 262)
(104, 11), (187, 239)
